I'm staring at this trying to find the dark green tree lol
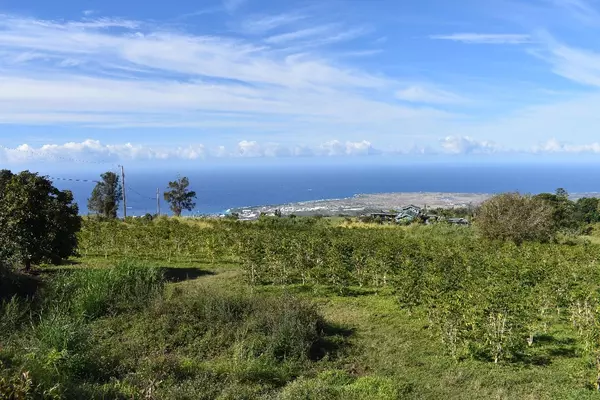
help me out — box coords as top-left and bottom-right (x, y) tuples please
(164, 176), (197, 217)
(88, 171), (122, 219)
(574, 197), (600, 224)
(534, 188), (577, 231)
(0, 170), (81, 271)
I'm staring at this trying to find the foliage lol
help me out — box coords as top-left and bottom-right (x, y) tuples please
(46, 260), (164, 320)
(0, 260), (333, 399)
(0, 170), (81, 270)
(475, 192), (557, 244)
(534, 188), (578, 231)
(163, 176), (197, 217)
(575, 197), (600, 224)
(87, 171), (122, 219)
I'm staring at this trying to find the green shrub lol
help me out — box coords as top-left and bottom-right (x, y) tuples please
(475, 193), (556, 245)
(46, 260), (164, 320)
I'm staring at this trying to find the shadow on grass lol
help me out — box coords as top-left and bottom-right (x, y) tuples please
(160, 267), (215, 283)
(310, 323), (355, 361)
(0, 268), (43, 300)
(506, 334), (580, 366)
(535, 334), (576, 346)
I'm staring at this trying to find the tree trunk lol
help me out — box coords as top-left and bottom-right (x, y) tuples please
(24, 259), (31, 272)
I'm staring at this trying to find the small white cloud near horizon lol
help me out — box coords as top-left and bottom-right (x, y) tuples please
(5, 137), (600, 164)
(429, 33), (533, 44)
(441, 136), (503, 154)
(533, 138), (600, 153)
(0, 139), (385, 163)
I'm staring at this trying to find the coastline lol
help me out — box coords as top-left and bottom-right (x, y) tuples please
(227, 192), (493, 220)
(226, 191), (600, 220)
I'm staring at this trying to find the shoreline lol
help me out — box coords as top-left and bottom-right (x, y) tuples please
(226, 191), (600, 220)
(227, 192), (493, 220)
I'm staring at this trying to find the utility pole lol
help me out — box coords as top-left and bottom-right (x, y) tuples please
(156, 188), (161, 216)
(120, 165), (127, 218)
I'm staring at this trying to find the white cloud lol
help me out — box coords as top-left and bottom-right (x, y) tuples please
(430, 33), (532, 44)
(440, 136), (503, 154)
(240, 13), (306, 34)
(532, 138), (600, 153)
(5, 137), (600, 163)
(265, 25), (337, 44)
(0, 13), (452, 130)
(396, 86), (465, 104)
(552, 0), (600, 25)
(534, 34), (600, 87)
(236, 140), (263, 157)
(0, 139), (385, 163)
(317, 140), (380, 156)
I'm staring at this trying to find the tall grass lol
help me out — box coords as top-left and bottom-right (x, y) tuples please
(0, 262), (334, 399)
(45, 260), (164, 320)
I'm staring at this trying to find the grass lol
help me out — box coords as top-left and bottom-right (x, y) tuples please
(4, 248), (600, 398)
(0, 260), (343, 399)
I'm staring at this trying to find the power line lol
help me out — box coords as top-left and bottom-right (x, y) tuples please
(48, 176), (100, 184)
(127, 185), (155, 200)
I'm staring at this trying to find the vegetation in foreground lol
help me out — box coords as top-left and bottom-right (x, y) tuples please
(4, 171), (600, 398)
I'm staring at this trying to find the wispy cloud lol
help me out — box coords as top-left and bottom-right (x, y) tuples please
(265, 25), (335, 44)
(533, 34), (600, 87)
(552, 0), (600, 25)
(223, 0), (247, 13)
(430, 33), (533, 44)
(240, 13), (306, 34)
(0, 13), (457, 130)
(396, 86), (466, 104)
(263, 23), (368, 46)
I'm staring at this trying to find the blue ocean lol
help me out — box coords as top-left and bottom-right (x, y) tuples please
(43, 159), (600, 216)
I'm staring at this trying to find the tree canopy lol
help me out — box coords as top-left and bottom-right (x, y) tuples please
(88, 172), (122, 219)
(0, 170), (81, 270)
(475, 192), (556, 245)
(164, 176), (197, 217)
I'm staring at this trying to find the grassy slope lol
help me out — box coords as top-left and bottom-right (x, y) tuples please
(73, 255), (600, 400)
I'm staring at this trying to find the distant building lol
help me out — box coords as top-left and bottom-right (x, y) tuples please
(395, 205), (423, 223)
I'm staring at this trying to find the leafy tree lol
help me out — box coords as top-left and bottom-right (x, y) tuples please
(475, 193), (556, 245)
(0, 170), (81, 271)
(164, 176), (197, 217)
(88, 172), (122, 219)
(534, 188), (577, 230)
(574, 197), (600, 224)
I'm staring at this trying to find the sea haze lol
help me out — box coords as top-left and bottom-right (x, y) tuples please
(40, 159), (600, 216)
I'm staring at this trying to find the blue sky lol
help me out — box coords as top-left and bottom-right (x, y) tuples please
(2, 0), (600, 164)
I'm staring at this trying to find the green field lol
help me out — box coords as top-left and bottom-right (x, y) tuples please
(3, 217), (600, 399)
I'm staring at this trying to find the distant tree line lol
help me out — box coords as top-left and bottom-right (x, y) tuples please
(475, 188), (600, 244)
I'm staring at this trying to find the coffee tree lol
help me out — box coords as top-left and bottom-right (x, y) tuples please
(0, 170), (81, 270)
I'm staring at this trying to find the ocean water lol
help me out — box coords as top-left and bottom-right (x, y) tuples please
(46, 161), (600, 216)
